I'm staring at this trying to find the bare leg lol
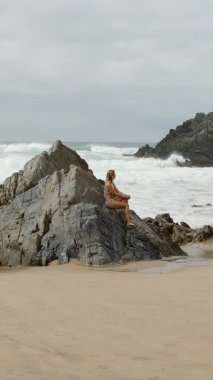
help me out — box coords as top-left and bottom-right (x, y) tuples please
(105, 200), (132, 225)
(124, 202), (131, 224)
(114, 195), (125, 202)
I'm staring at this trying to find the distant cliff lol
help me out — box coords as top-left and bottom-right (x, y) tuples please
(135, 112), (213, 166)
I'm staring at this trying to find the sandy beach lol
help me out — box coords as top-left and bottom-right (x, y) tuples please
(1, 259), (213, 380)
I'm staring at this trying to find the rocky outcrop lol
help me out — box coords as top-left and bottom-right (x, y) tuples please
(0, 140), (89, 208)
(135, 112), (213, 166)
(144, 213), (213, 246)
(0, 142), (187, 267)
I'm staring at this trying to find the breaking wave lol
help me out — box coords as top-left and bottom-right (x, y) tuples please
(0, 142), (50, 154)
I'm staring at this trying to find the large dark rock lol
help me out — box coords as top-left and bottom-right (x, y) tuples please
(135, 112), (213, 166)
(145, 213), (213, 246)
(0, 141), (187, 267)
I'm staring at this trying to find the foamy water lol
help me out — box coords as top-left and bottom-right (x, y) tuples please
(0, 143), (51, 182)
(0, 142), (212, 228)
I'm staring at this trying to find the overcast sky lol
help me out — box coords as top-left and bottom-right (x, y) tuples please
(0, 0), (212, 142)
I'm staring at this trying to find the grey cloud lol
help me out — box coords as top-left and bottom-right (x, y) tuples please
(0, 0), (213, 141)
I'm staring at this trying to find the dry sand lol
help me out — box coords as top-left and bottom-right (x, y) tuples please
(1, 259), (213, 380)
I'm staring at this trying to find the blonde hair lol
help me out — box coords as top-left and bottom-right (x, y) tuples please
(106, 170), (115, 182)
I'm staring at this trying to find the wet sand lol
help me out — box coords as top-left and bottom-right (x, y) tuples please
(1, 257), (213, 380)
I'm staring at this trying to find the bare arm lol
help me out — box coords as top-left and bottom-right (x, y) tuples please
(105, 182), (121, 198)
(113, 183), (130, 200)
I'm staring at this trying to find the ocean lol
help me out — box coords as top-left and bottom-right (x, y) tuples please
(0, 141), (212, 229)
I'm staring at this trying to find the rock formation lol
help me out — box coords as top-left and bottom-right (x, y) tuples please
(135, 112), (213, 166)
(0, 140), (88, 208)
(0, 141), (187, 267)
(144, 213), (213, 246)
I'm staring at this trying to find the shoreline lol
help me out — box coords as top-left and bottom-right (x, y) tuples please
(1, 237), (213, 275)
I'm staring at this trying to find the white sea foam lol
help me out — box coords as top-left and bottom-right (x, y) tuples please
(0, 155), (27, 183)
(90, 144), (137, 157)
(0, 142), (212, 228)
(0, 143), (50, 153)
(0, 143), (51, 182)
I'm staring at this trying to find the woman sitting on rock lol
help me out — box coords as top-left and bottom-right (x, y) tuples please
(104, 169), (135, 227)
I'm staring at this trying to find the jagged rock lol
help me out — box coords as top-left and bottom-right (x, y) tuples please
(134, 144), (155, 158)
(0, 140), (89, 207)
(0, 164), (105, 266)
(192, 225), (213, 243)
(0, 142), (186, 267)
(135, 112), (213, 166)
(145, 213), (213, 246)
(124, 212), (184, 261)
